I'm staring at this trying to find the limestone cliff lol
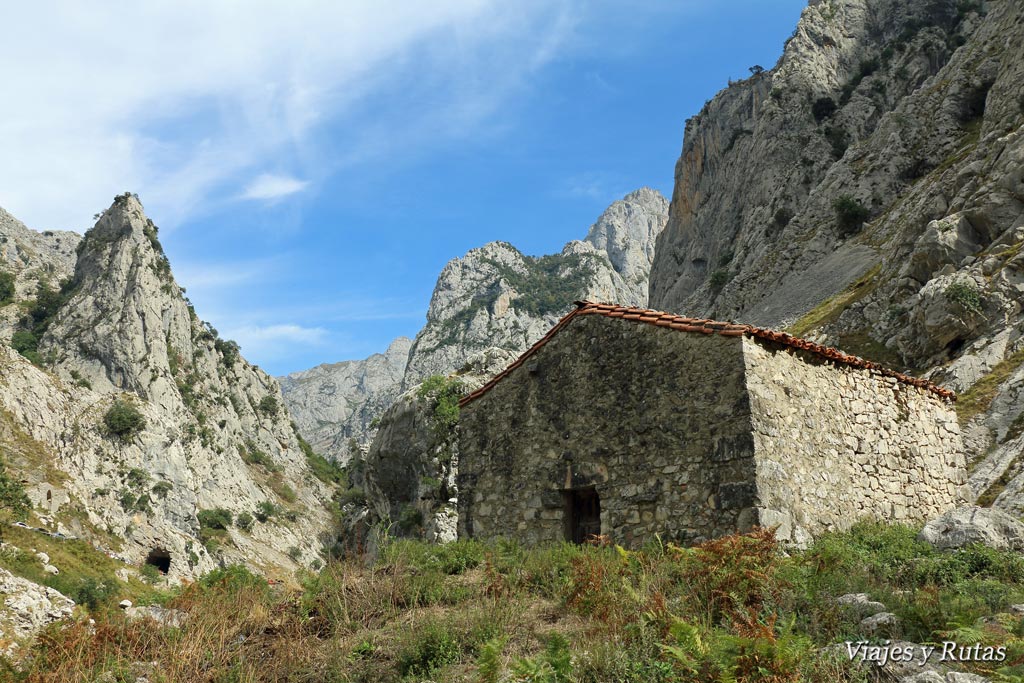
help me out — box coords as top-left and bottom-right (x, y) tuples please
(0, 194), (333, 580)
(279, 336), (412, 462)
(647, 0), (1024, 509)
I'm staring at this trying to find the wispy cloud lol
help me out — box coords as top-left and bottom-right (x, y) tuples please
(0, 1), (576, 231)
(223, 323), (329, 365)
(241, 174), (309, 202)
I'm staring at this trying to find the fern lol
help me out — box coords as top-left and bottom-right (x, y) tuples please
(476, 635), (508, 683)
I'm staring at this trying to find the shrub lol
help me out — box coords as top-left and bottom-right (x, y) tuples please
(287, 546), (301, 560)
(255, 501), (280, 522)
(945, 279), (983, 313)
(214, 338), (240, 367)
(824, 125), (850, 159)
(833, 195), (870, 236)
(197, 508), (233, 530)
(235, 512), (254, 531)
(258, 395), (279, 416)
(72, 576), (118, 610)
(708, 269), (730, 290)
(0, 269), (13, 304)
(396, 619), (461, 677)
(811, 96), (837, 122)
(151, 481), (173, 497)
(416, 375), (465, 445)
(103, 399), (147, 438)
(773, 208), (794, 229)
(11, 329), (38, 356)
(140, 563), (162, 585)
(0, 455), (30, 536)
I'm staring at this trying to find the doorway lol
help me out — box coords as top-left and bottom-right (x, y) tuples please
(563, 488), (601, 544)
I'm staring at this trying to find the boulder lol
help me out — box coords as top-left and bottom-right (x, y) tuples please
(919, 506), (1024, 551)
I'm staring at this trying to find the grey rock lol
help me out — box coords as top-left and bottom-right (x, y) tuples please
(860, 611), (898, 634)
(280, 336), (412, 462)
(125, 605), (188, 628)
(0, 568), (74, 654)
(836, 592), (887, 616)
(919, 506), (1024, 551)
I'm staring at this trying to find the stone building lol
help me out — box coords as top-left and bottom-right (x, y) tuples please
(457, 301), (966, 548)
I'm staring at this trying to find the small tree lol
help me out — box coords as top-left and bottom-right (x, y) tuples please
(258, 395), (279, 416)
(104, 399), (147, 439)
(811, 96), (837, 122)
(0, 456), (30, 541)
(197, 508), (233, 530)
(833, 195), (871, 237)
(749, 64), (765, 76)
(0, 270), (14, 305)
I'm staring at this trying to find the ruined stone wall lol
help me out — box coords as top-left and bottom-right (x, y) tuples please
(458, 315), (759, 548)
(742, 338), (966, 545)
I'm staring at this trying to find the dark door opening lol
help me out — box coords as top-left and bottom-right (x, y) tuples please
(145, 547), (171, 574)
(564, 488), (601, 544)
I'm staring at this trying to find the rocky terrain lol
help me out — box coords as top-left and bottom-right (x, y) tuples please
(648, 0), (1024, 512)
(279, 336), (412, 460)
(281, 187), (668, 460)
(0, 194), (334, 583)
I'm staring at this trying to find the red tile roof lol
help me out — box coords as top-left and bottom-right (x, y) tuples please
(459, 300), (955, 406)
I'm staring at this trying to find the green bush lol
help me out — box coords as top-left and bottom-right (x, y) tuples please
(235, 512), (254, 531)
(708, 269), (730, 290)
(824, 125), (850, 159)
(417, 375), (465, 445)
(151, 481), (173, 497)
(11, 329), (38, 356)
(396, 619), (461, 677)
(833, 195), (870, 236)
(811, 96), (837, 122)
(255, 501), (280, 522)
(0, 270), (13, 304)
(258, 395), (279, 416)
(72, 576), (118, 610)
(945, 279), (983, 313)
(103, 399), (147, 438)
(214, 338), (240, 367)
(197, 508), (233, 530)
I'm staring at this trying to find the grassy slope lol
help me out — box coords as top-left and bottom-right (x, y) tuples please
(5, 525), (1024, 682)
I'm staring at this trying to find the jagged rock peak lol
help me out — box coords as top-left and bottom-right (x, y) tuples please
(402, 188), (669, 384)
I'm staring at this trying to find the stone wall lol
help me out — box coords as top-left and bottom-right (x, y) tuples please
(458, 315), (760, 548)
(743, 338), (966, 544)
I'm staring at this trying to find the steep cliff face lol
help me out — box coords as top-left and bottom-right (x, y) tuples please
(0, 195), (333, 580)
(403, 187), (668, 384)
(648, 0), (1024, 509)
(0, 207), (80, 341)
(279, 336), (412, 462)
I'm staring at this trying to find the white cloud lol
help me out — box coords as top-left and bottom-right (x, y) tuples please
(224, 323), (328, 364)
(241, 174), (309, 201)
(0, 1), (575, 231)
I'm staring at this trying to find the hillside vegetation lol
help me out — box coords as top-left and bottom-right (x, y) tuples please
(5, 524), (1024, 682)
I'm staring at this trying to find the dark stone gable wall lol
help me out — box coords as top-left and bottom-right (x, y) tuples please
(457, 315), (760, 548)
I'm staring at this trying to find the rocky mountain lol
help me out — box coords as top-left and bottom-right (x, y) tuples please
(403, 187), (668, 385)
(279, 336), (412, 460)
(280, 187), (668, 459)
(647, 1), (1024, 508)
(0, 194), (334, 580)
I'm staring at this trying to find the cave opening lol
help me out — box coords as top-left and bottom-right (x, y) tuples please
(145, 547), (171, 574)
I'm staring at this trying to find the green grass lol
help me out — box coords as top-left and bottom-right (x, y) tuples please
(956, 348), (1024, 426)
(788, 264), (881, 338)
(7, 523), (1024, 681)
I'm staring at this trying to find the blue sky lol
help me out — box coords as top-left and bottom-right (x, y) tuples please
(0, 1), (805, 375)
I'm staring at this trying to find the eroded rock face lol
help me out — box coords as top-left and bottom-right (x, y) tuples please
(0, 195), (332, 580)
(0, 567), (74, 655)
(280, 337), (412, 462)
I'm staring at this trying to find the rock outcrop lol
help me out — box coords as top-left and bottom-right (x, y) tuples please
(403, 187), (668, 384)
(647, 0), (1024, 510)
(280, 337), (412, 463)
(362, 348), (517, 543)
(0, 567), (74, 657)
(0, 194), (333, 580)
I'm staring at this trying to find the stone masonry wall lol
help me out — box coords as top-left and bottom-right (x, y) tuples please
(458, 315), (760, 548)
(742, 337), (966, 545)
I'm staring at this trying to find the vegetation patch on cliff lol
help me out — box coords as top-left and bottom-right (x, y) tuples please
(956, 347), (1024, 426)
(788, 264), (881, 338)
